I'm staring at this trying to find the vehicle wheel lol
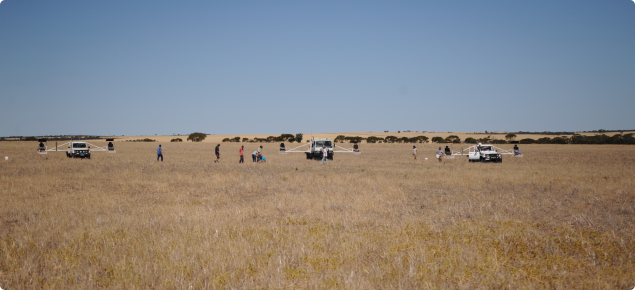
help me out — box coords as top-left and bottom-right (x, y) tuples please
(306, 153), (312, 159)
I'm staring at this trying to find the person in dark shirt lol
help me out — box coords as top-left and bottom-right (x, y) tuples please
(157, 145), (163, 161)
(214, 144), (220, 163)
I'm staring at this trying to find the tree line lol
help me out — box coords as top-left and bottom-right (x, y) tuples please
(519, 133), (635, 145)
(219, 134), (304, 143)
(7, 136), (104, 141)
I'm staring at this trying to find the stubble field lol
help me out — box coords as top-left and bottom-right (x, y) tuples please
(0, 141), (634, 289)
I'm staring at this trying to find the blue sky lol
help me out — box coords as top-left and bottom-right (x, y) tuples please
(1, 0), (634, 136)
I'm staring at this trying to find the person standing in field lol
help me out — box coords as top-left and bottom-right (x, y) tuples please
(239, 145), (244, 163)
(157, 145), (163, 162)
(252, 149), (259, 162)
(436, 146), (444, 163)
(412, 145), (417, 160)
(320, 146), (329, 165)
(214, 144), (220, 163)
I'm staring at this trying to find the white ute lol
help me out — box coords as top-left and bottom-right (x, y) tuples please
(468, 144), (502, 163)
(306, 138), (334, 160)
(66, 142), (91, 159)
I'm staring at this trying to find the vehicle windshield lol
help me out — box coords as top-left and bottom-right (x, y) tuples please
(73, 143), (87, 148)
(315, 141), (332, 148)
(479, 146), (492, 151)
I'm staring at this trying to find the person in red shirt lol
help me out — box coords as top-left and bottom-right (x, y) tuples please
(239, 145), (244, 163)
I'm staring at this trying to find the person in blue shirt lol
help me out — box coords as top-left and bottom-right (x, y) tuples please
(214, 144), (221, 163)
(157, 145), (163, 161)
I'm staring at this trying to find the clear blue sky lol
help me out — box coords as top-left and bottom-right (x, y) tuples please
(1, 0), (634, 136)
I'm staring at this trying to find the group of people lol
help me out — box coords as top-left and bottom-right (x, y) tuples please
(411, 145), (446, 163)
(222, 144), (267, 163)
(157, 144), (268, 163)
(157, 144), (462, 164)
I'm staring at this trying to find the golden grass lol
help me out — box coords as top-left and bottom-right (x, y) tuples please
(1, 142), (634, 289)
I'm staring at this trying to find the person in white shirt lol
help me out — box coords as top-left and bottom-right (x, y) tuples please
(320, 146), (329, 164)
(252, 146), (263, 162)
(412, 145), (417, 160)
(436, 147), (444, 162)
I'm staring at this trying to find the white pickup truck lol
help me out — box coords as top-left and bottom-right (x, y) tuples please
(306, 138), (334, 160)
(468, 144), (502, 163)
(66, 142), (91, 159)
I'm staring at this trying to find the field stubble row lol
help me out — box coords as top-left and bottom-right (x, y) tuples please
(0, 142), (634, 289)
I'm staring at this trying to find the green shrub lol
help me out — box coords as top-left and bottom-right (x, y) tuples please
(464, 137), (477, 144)
(445, 135), (461, 143)
(187, 132), (207, 142)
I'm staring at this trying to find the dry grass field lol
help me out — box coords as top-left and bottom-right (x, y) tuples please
(1, 141), (634, 289)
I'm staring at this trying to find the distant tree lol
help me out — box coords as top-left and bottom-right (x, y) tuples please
(384, 136), (398, 143)
(170, 138), (183, 142)
(551, 137), (567, 144)
(464, 137), (477, 144)
(505, 133), (517, 142)
(519, 138), (537, 144)
(415, 136), (429, 143)
(24, 137), (37, 141)
(295, 133), (303, 143)
(344, 136), (363, 143)
(445, 135), (461, 143)
(280, 135), (291, 141)
(431, 137), (445, 143)
(396, 137), (408, 143)
(142, 138), (156, 142)
(187, 132), (207, 142)
(334, 135), (346, 143)
(242, 138), (249, 142)
(222, 138), (231, 142)
(233, 137), (241, 142)
(537, 137), (552, 144)
(367, 136), (379, 143)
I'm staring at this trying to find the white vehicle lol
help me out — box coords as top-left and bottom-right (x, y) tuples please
(282, 137), (360, 160)
(306, 138), (334, 160)
(36, 138), (116, 157)
(467, 144), (502, 163)
(66, 142), (92, 159)
(447, 143), (523, 163)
